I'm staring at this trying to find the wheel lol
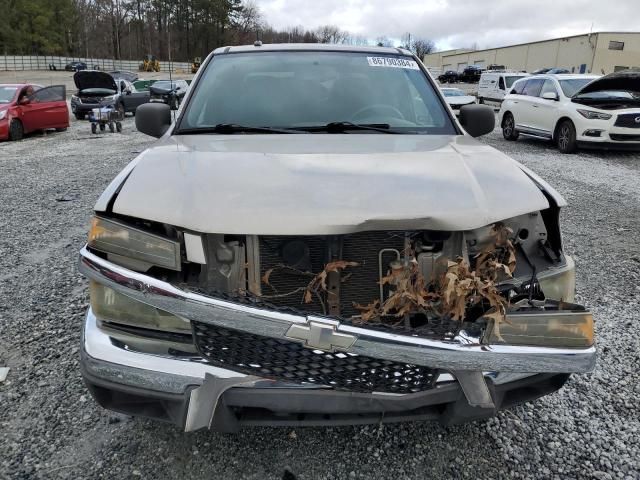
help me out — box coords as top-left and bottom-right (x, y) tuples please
(99, 123), (105, 132)
(9, 119), (24, 141)
(109, 122), (115, 133)
(502, 113), (519, 141)
(116, 122), (122, 133)
(556, 120), (577, 154)
(75, 113), (86, 120)
(91, 123), (97, 134)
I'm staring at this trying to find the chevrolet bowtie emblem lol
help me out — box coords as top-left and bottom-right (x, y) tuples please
(285, 319), (357, 352)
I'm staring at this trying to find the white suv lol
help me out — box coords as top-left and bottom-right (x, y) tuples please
(499, 72), (640, 153)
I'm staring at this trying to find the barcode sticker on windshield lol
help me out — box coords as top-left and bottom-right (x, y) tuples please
(367, 57), (420, 70)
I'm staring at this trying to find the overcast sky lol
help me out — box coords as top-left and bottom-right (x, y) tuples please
(258, 0), (639, 51)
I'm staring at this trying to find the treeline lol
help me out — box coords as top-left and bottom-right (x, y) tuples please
(1, 0), (434, 61)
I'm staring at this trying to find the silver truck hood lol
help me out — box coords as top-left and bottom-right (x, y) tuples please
(106, 134), (553, 235)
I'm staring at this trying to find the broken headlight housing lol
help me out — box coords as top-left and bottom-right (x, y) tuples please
(88, 216), (181, 272)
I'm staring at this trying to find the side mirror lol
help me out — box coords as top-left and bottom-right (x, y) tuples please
(541, 91), (559, 101)
(459, 104), (495, 137)
(125, 88), (132, 95)
(19, 97), (31, 105)
(135, 103), (172, 138)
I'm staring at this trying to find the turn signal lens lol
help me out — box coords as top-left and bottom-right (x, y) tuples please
(485, 311), (594, 348)
(90, 281), (190, 334)
(88, 216), (181, 271)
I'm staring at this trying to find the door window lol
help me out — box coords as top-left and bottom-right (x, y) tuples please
(30, 85), (66, 103)
(510, 79), (526, 95)
(539, 80), (559, 97)
(522, 79), (544, 97)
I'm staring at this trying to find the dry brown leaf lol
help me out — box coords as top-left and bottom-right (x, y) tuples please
(261, 268), (274, 287)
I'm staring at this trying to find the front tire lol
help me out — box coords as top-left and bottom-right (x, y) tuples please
(9, 119), (24, 141)
(556, 120), (577, 154)
(502, 113), (519, 141)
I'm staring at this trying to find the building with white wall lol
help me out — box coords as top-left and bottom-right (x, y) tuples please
(423, 32), (640, 75)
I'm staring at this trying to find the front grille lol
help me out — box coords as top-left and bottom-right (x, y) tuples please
(610, 133), (640, 141)
(259, 232), (406, 318)
(614, 114), (640, 128)
(193, 322), (439, 393)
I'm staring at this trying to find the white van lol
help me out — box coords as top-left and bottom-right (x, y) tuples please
(478, 72), (529, 106)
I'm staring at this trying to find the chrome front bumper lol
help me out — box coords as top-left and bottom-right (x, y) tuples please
(78, 246), (596, 374)
(82, 309), (562, 431)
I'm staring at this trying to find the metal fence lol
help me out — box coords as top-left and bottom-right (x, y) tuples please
(0, 55), (190, 72)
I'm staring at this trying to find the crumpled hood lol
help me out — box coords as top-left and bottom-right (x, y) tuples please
(106, 134), (553, 235)
(73, 70), (117, 92)
(577, 70), (640, 95)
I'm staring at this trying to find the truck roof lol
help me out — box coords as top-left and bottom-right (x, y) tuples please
(213, 43), (413, 56)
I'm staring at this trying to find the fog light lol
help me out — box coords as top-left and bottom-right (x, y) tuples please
(484, 311), (594, 348)
(90, 281), (191, 334)
(583, 129), (603, 137)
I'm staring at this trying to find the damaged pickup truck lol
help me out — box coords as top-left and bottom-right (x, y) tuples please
(78, 44), (595, 432)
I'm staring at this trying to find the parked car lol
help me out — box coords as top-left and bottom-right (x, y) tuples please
(0, 84), (69, 141)
(531, 68), (571, 75)
(149, 79), (189, 109)
(70, 71), (149, 120)
(499, 71), (640, 153)
(78, 43), (595, 433)
(441, 87), (476, 114)
(458, 65), (483, 83)
(547, 68), (571, 74)
(478, 71), (530, 106)
(65, 61), (87, 72)
(438, 70), (459, 83)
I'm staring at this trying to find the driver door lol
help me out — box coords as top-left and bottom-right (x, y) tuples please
(21, 85), (67, 131)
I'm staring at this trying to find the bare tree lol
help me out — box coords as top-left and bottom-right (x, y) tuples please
(231, 0), (263, 44)
(375, 36), (393, 47)
(316, 25), (348, 44)
(411, 38), (435, 58)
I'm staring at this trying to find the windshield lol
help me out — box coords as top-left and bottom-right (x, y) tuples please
(442, 89), (466, 97)
(0, 86), (18, 103)
(505, 76), (525, 88)
(179, 51), (455, 134)
(559, 79), (596, 97)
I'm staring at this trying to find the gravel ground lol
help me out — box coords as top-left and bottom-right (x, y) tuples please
(0, 115), (639, 480)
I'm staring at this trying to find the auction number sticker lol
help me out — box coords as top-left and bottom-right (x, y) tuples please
(367, 57), (419, 70)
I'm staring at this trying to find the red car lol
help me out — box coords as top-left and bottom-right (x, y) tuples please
(0, 84), (69, 141)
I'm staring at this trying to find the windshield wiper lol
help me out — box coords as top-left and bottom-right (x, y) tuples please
(177, 124), (305, 135)
(294, 122), (402, 134)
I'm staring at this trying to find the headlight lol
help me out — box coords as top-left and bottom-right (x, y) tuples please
(71, 95), (79, 102)
(90, 281), (190, 333)
(484, 310), (594, 348)
(537, 256), (576, 303)
(101, 95), (117, 102)
(577, 109), (612, 120)
(0, 110), (6, 120)
(88, 216), (181, 271)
